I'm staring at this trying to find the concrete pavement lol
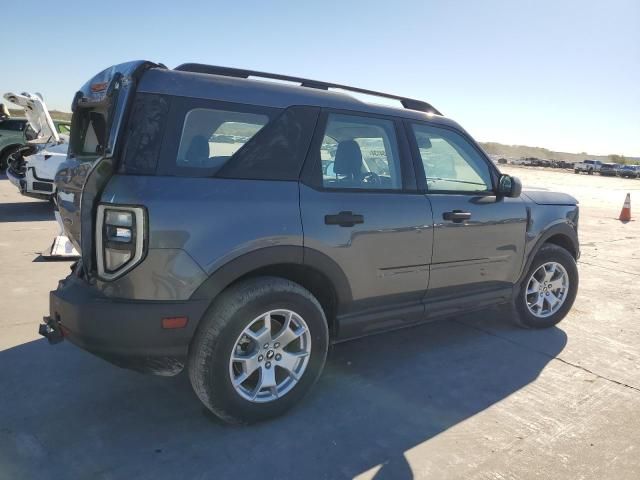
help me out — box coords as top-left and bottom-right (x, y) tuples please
(0, 168), (639, 479)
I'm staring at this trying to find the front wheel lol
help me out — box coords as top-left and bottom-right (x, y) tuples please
(514, 244), (578, 328)
(0, 145), (22, 171)
(188, 276), (329, 424)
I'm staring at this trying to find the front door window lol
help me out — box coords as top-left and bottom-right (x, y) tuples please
(411, 124), (493, 193)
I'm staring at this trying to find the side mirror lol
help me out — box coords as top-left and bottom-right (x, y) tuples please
(498, 174), (522, 198)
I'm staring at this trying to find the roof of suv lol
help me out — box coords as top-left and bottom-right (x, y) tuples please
(137, 67), (463, 130)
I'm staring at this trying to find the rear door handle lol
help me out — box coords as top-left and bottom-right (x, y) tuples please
(442, 210), (471, 223)
(325, 211), (364, 227)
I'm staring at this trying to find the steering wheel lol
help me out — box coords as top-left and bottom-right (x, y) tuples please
(361, 172), (380, 186)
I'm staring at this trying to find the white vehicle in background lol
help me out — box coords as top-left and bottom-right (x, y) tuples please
(4, 92), (69, 201)
(574, 159), (602, 175)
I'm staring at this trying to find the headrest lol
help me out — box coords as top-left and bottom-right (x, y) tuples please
(334, 140), (362, 176)
(185, 135), (209, 164)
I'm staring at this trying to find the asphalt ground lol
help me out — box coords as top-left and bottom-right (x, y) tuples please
(0, 167), (638, 479)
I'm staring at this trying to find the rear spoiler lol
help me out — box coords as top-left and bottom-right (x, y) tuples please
(70, 60), (166, 157)
(72, 61), (166, 111)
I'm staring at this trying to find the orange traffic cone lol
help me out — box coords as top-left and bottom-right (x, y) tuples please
(619, 193), (631, 221)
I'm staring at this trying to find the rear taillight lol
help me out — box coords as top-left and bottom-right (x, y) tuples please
(96, 205), (146, 280)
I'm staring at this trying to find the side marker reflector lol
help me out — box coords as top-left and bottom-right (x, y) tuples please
(162, 316), (188, 329)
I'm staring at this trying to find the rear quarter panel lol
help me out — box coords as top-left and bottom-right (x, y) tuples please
(97, 175), (303, 300)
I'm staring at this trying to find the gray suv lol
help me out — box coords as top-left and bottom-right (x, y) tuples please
(42, 61), (579, 424)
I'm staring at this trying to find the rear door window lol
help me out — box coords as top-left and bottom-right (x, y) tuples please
(319, 113), (402, 190)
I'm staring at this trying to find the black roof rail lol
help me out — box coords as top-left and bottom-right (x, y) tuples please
(174, 63), (442, 116)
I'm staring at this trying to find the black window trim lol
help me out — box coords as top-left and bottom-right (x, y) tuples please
(403, 119), (501, 196)
(216, 105), (320, 182)
(300, 107), (418, 194)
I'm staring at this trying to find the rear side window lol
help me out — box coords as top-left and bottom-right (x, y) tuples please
(160, 98), (318, 180)
(177, 108), (269, 171)
(120, 93), (171, 174)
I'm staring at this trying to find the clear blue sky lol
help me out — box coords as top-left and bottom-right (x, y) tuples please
(2, 0), (638, 156)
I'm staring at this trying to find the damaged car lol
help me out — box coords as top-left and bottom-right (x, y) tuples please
(3, 92), (70, 200)
(42, 61), (580, 424)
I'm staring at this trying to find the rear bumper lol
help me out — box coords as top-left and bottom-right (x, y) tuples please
(47, 274), (210, 375)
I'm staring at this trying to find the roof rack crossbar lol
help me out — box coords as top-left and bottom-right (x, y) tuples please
(174, 63), (441, 115)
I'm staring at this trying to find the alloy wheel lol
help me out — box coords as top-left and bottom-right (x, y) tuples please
(229, 309), (311, 403)
(525, 261), (570, 318)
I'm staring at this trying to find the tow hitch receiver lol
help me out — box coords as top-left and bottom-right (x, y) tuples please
(39, 316), (64, 344)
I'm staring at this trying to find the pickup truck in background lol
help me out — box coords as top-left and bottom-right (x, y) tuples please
(574, 159), (603, 175)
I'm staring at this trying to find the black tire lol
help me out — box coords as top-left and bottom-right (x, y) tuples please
(188, 276), (329, 424)
(514, 244), (578, 329)
(588, 169), (593, 175)
(0, 145), (22, 171)
(574, 170), (579, 174)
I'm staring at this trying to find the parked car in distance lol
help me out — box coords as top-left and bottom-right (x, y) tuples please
(3, 92), (70, 200)
(42, 60), (580, 424)
(0, 113), (69, 171)
(599, 162), (621, 177)
(522, 157), (542, 167)
(558, 161), (573, 169)
(618, 165), (639, 179)
(574, 159), (603, 174)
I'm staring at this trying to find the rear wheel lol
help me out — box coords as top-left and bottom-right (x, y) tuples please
(188, 276), (329, 424)
(514, 244), (578, 328)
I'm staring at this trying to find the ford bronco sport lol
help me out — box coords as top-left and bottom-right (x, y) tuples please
(42, 61), (579, 424)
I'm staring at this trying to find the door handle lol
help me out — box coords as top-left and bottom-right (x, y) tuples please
(325, 211), (364, 227)
(442, 210), (471, 223)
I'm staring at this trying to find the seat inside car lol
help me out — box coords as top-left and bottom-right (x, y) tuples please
(185, 135), (210, 166)
(332, 139), (363, 187)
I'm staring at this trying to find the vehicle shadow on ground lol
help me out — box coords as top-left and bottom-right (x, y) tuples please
(0, 310), (566, 480)
(0, 201), (53, 222)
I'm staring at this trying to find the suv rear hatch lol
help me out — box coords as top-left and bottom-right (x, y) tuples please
(56, 61), (163, 276)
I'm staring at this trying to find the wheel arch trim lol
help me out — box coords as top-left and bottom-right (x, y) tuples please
(518, 222), (579, 285)
(190, 245), (352, 307)
(0, 143), (24, 158)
